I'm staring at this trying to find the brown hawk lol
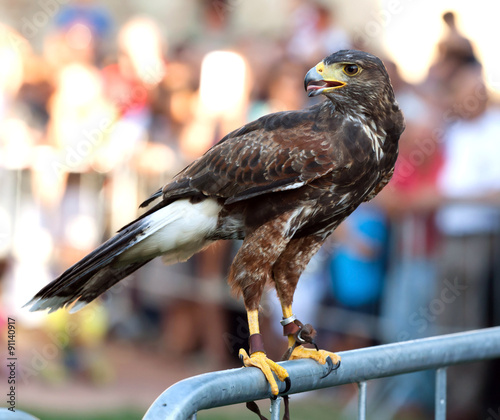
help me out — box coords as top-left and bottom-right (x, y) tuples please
(27, 50), (405, 395)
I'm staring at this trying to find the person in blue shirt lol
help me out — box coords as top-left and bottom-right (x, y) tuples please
(329, 203), (388, 314)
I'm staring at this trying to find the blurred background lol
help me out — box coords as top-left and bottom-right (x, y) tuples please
(1, 0), (499, 419)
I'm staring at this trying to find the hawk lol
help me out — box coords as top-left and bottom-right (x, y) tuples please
(27, 50), (405, 395)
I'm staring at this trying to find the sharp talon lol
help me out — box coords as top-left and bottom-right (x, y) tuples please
(320, 356), (340, 378)
(311, 340), (319, 351)
(283, 376), (291, 394)
(239, 354), (245, 365)
(320, 356), (334, 378)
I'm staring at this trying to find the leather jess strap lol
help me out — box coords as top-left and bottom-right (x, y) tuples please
(249, 333), (266, 354)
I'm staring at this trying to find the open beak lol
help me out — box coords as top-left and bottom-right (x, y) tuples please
(304, 66), (346, 97)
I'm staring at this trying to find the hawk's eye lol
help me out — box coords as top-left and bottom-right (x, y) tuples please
(343, 64), (360, 76)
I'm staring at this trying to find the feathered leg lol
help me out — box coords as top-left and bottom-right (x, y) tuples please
(273, 236), (341, 368)
(229, 213), (297, 396)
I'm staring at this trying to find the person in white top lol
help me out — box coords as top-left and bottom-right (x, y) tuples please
(436, 62), (500, 419)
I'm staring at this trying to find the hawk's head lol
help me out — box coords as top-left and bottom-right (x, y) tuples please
(305, 50), (396, 117)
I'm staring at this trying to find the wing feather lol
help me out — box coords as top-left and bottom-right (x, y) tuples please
(159, 104), (340, 205)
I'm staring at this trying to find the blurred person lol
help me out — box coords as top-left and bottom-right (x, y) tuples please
(437, 63), (499, 330)
(48, 62), (114, 158)
(167, 26), (280, 369)
(9, 271), (113, 386)
(40, 303), (112, 384)
(96, 17), (174, 348)
(41, 63), (116, 209)
(30, 62), (115, 378)
(158, 52), (199, 142)
(192, 0), (235, 54)
(162, 50), (252, 367)
(98, 17), (168, 235)
(0, 27), (50, 320)
(16, 52), (54, 133)
(436, 62), (500, 419)
(179, 50), (251, 159)
(43, 21), (98, 70)
(432, 12), (476, 79)
(101, 21), (242, 368)
(55, 0), (112, 41)
(49, 0), (113, 66)
(100, 17), (166, 146)
(28, 59), (116, 382)
(23, 58), (120, 383)
(100, 16), (165, 121)
(0, 26), (28, 115)
(424, 11), (478, 111)
(327, 202), (388, 341)
(377, 91), (443, 417)
(0, 26), (37, 172)
(287, 1), (351, 65)
(249, 59), (308, 119)
(0, 26), (37, 185)
(380, 98), (443, 344)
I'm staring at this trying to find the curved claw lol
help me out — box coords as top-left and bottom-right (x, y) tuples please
(283, 376), (291, 394)
(320, 356), (334, 378)
(272, 376), (291, 398)
(334, 358), (341, 369)
(320, 355), (341, 378)
(311, 340), (319, 352)
(289, 345), (341, 378)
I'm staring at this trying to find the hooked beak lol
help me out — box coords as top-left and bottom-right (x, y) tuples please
(304, 66), (346, 97)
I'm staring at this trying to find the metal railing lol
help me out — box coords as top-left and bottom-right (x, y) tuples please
(144, 327), (500, 420)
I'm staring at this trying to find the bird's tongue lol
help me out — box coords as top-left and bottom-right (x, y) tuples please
(307, 81), (327, 92)
(306, 81), (343, 92)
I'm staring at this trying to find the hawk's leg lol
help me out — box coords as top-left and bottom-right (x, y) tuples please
(229, 213), (298, 396)
(273, 237), (341, 369)
(238, 309), (290, 396)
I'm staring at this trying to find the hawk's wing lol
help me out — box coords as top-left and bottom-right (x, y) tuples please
(144, 106), (342, 210)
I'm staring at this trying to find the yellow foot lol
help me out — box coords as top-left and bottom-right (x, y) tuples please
(239, 349), (290, 396)
(290, 345), (341, 375)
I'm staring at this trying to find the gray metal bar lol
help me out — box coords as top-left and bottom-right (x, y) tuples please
(358, 382), (367, 420)
(435, 368), (447, 420)
(144, 327), (500, 420)
(0, 408), (39, 419)
(270, 397), (281, 420)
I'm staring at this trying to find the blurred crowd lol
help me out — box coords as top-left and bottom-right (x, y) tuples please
(0, 1), (499, 418)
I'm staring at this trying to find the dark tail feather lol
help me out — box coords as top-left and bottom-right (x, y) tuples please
(25, 219), (153, 313)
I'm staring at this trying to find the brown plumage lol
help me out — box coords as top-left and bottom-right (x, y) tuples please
(27, 49), (404, 395)
(139, 50), (404, 312)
